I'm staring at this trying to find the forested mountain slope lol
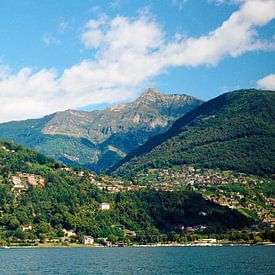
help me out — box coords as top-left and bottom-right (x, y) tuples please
(0, 140), (251, 245)
(110, 89), (275, 177)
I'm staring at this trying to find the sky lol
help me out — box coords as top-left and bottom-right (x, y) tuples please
(0, 0), (274, 122)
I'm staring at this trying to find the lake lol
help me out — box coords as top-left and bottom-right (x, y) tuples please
(0, 246), (274, 274)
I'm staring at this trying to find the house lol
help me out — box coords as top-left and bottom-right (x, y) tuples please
(105, 240), (112, 247)
(12, 181), (27, 193)
(83, 236), (94, 244)
(27, 175), (38, 186)
(97, 237), (112, 247)
(185, 227), (194, 233)
(116, 241), (127, 247)
(11, 176), (22, 186)
(99, 203), (110, 210)
(197, 238), (217, 243)
(21, 225), (33, 231)
(124, 230), (136, 238)
(63, 229), (77, 238)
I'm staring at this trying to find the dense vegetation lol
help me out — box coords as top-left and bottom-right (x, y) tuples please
(110, 89), (275, 178)
(0, 140), (253, 245)
(0, 89), (202, 173)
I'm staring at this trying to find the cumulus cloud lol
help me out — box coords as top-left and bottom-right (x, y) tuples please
(257, 74), (275, 90)
(0, 0), (275, 122)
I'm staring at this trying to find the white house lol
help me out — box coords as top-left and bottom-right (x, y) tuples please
(99, 203), (110, 210)
(197, 238), (217, 243)
(83, 236), (94, 244)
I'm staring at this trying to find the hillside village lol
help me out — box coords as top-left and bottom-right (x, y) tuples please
(132, 165), (275, 226)
(92, 166), (273, 226)
(0, 119), (274, 246)
(6, 159), (274, 227)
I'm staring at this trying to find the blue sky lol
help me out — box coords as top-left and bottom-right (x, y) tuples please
(0, 0), (274, 122)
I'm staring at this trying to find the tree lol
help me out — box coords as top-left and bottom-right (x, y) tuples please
(15, 228), (27, 240)
(108, 234), (118, 244)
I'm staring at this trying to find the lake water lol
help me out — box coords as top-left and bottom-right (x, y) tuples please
(0, 246), (274, 274)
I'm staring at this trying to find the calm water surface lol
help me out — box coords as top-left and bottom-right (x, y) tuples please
(0, 246), (274, 274)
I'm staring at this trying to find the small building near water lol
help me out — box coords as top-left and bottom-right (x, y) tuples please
(197, 238), (217, 243)
(116, 241), (127, 247)
(83, 236), (94, 245)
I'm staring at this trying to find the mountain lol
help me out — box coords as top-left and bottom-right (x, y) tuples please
(0, 140), (252, 246)
(0, 89), (203, 173)
(110, 89), (275, 177)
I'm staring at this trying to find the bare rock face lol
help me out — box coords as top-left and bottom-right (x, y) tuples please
(42, 88), (203, 144)
(0, 88), (203, 172)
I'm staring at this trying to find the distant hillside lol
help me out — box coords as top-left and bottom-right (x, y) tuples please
(0, 140), (252, 245)
(110, 89), (275, 177)
(0, 89), (203, 173)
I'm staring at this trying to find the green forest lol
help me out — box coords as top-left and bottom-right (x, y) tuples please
(0, 140), (261, 246)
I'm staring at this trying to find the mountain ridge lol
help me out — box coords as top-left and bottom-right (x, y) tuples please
(110, 89), (275, 177)
(0, 88), (203, 172)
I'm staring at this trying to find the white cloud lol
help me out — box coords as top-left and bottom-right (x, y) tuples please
(0, 64), (10, 81)
(59, 21), (68, 33)
(171, 0), (188, 11)
(88, 5), (101, 14)
(109, 0), (122, 10)
(161, 0), (275, 67)
(212, 0), (244, 5)
(42, 32), (60, 45)
(257, 74), (275, 90)
(0, 0), (274, 123)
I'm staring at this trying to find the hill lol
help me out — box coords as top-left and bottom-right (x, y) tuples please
(0, 89), (203, 173)
(110, 89), (275, 177)
(0, 140), (254, 246)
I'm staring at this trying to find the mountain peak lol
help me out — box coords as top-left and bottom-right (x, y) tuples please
(135, 88), (170, 104)
(141, 88), (162, 97)
(0, 87), (203, 173)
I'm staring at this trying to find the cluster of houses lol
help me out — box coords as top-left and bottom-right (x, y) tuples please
(96, 182), (147, 193)
(136, 165), (263, 188)
(175, 224), (208, 233)
(72, 165), (274, 226)
(8, 163), (274, 226)
(1, 145), (15, 153)
(10, 173), (45, 193)
(203, 191), (274, 225)
(82, 236), (129, 247)
(82, 232), (137, 247)
(206, 192), (244, 209)
(133, 165), (274, 224)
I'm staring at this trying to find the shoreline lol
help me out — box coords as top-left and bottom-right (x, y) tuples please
(2, 242), (274, 249)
